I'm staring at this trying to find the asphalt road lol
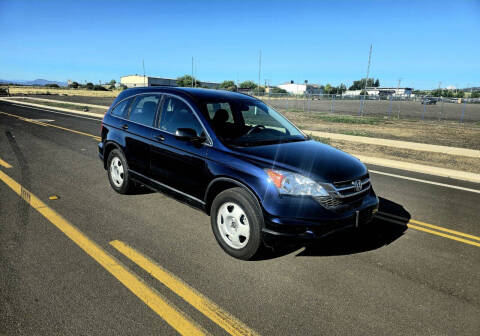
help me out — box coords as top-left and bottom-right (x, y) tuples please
(0, 101), (479, 335)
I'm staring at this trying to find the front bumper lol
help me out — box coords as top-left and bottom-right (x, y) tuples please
(261, 189), (379, 241)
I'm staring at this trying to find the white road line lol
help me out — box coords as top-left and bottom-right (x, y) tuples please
(6, 103), (104, 121)
(370, 170), (480, 194)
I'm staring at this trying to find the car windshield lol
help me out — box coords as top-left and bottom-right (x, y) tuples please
(202, 98), (306, 146)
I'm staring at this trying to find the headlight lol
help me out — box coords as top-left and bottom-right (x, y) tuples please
(265, 169), (329, 197)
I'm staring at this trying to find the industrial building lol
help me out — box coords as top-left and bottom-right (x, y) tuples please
(277, 82), (324, 95)
(120, 75), (219, 89)
(344, 87), (413, 96)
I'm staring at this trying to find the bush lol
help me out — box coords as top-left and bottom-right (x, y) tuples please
(68, 81), (79, 89)
(93, 85), (108, 91)
(45, 83), (60, 88)
(239, 80), (257, 90)
(85, 82), (94, 90)
(269, 87), (287, 94)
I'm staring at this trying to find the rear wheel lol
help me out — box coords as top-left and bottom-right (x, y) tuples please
(107, 149), (134, 194)
(211, 187), (264, 260)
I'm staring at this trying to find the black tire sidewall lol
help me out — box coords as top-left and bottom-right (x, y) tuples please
(107, 149), (132, 194)
(211, 187), (263, 260)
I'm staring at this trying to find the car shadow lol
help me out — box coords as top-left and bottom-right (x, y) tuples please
(254, 197), (410, 260)
(128, 183), (156, 195)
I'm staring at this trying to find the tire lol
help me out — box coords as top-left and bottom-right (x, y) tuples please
(107, 149), (134, 194)
(210, 187), (264, 260)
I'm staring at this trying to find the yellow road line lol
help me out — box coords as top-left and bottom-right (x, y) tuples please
(0, 111), (101, 141)
(0, 169), (206, 336)
(111, 240), (259, 336)
(0, 157), (12, 168)
(409, 219), (480, 242)
(408, 223), (480, 248)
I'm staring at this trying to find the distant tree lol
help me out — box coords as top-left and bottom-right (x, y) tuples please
(337, 83), (347, 94)
(239, 80), (257, 90)
(68, 81), (79, 89)
(456, 91), (465, 98)
(176, 75), (200, 87)
(374, 78), (380, 87)
(108, 79), (116, 86)
(93, 85), (108, 91)
(45, 83), (60, 88)
(86, 82), (94, 90)
(219, 80), (237, 91)
(349, 78), (376, 90)
(471, 91), (480, 98)
(269, 86), (287, 94)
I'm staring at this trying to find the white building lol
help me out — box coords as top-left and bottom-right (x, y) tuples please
(277, 82), (323, 95)
(120, 75), (218, 89)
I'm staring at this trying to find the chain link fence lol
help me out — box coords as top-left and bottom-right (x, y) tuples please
(248, 92), (480, 123)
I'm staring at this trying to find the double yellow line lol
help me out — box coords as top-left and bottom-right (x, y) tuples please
(407, 219), (480, 248)
(376, 212), (480, 248)
(0, 160), (257, 335)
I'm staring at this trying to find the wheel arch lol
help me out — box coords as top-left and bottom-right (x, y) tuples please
(204, 177), (263, 216)
(103, 141), (123, 169)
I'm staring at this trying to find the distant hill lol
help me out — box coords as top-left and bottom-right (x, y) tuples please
(0, 78), (67, 87)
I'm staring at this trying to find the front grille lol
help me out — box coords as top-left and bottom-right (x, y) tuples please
(315, 174), (371, 210)
(333, 174), (370, 197)
(314, 196), (343, 209)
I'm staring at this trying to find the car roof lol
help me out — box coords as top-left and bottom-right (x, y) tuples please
(118, 86), (259, 103)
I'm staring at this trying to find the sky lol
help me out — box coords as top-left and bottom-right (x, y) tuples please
(0, 0), (479, 89)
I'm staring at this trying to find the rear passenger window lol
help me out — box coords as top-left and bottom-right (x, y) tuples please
(111, 98), (132, 118)
(128, 95), (160, 126)
(160, 96), (204, 136)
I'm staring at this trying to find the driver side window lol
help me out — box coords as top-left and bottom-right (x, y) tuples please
(159, 96), (204, 136)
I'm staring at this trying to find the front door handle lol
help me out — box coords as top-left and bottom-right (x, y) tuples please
(154, 134), (165, 142)
(122, 124), (128, 130)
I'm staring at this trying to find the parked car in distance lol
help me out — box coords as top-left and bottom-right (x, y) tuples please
(99, 87), (379, 259)
(421, 97), (437, 105)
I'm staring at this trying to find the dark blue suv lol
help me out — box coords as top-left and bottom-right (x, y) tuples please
(99, 87), (379, 259)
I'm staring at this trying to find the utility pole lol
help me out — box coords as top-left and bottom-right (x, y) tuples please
(142, 59), (146, 86)
(396, 78), (402, 119)
(360, 44), (372, 115)
(258, 50), (262, 95)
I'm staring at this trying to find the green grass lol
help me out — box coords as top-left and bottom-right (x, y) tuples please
(308, 134), (331, 145)
(314, 114), (382, 125)
(18, 98), (89, 112)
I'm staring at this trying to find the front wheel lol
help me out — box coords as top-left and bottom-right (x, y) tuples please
(211, 187), (264, 260)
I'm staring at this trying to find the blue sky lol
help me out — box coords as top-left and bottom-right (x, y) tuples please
(0, 0), (479, 89)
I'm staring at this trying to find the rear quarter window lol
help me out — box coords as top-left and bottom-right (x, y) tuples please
(111, 98), (132, 118)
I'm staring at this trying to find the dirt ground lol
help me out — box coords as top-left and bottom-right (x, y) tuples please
(321, 139), (480, 174)
(266, 96), (480, 122)
(284, 110), (480, 150)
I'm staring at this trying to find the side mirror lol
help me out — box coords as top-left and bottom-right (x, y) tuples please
(175, 128), (206, 143)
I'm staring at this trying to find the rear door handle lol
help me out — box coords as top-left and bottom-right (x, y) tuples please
(122, 124), (128, 130)
(154, 134), (165, 142)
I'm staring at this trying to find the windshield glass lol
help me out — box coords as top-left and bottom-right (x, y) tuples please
(202, 98), (306, 146)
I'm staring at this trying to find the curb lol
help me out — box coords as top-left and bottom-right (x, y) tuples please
(308, 130), (480, 159)
(356, 155), (480, 184)
(0, 98), (105, 118)
(5, 96), (109, 109)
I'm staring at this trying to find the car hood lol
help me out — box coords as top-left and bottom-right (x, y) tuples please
(233, 140), (367, 183)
